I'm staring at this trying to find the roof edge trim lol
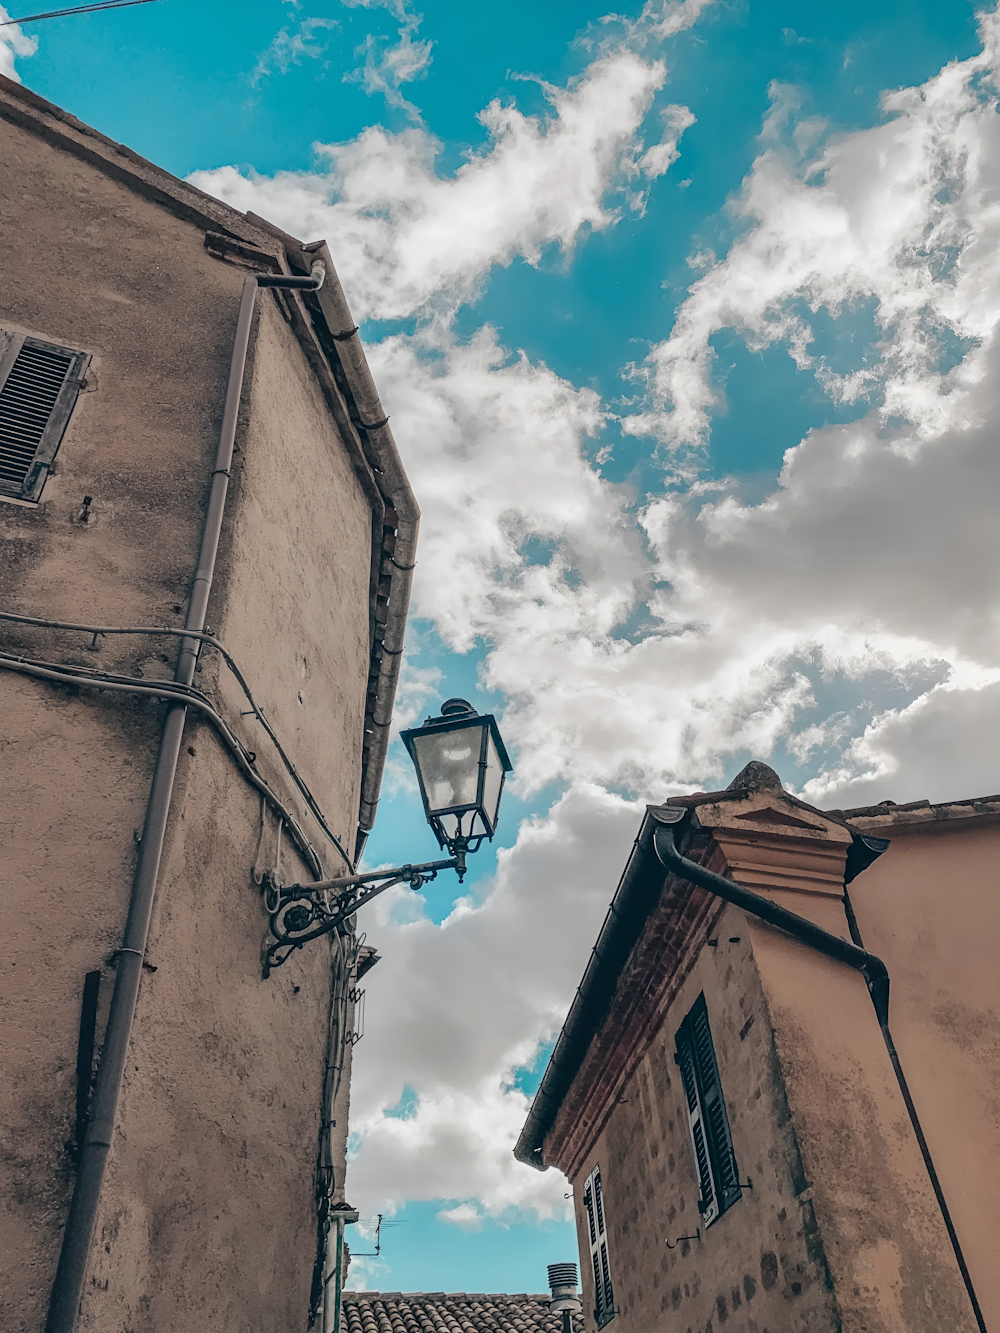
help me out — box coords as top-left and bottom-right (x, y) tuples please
(513, 805), (673, 1170)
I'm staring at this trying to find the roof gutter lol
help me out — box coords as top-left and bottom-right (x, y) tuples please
(650, 807), (890, 1022)
(299, 243), (419, 849)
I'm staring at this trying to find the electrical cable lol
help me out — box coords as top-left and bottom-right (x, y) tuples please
(311, 924), (360, 1324)
(0, 648), (324, 881)
(1, 0), (160, 26)
(0, 609), (355, 872)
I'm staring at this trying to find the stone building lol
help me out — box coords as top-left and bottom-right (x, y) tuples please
(515, 762), (1000, 1333)
(0, 75), (417, 1332)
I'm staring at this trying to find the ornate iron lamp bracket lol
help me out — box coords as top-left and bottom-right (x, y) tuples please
(261, 849), (467, 978)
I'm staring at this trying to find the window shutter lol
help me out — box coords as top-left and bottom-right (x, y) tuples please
(583, 1164), (615, 1327)
(676, 994), (741, 1225)
(0, 329), (90, 502)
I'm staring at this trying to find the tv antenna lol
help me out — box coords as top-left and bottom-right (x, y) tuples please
(350, 1214), (403, 1258)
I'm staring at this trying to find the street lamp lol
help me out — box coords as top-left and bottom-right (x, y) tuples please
(262, 699), (512, 976)
(401, 697), (511, 871)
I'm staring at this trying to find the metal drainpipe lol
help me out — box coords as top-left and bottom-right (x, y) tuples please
(323, 1205), (359, 1333)
(45, 262), (326, 1333)
(653, 817), (988, 1333)
(651, 817), (890, 1021)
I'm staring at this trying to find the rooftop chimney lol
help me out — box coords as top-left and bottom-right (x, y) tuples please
(547, 1263), (581, 1331)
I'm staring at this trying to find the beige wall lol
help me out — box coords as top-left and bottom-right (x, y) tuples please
(847, 815), (1000, 1328)
(0, 108), (375, 1330)
(744, 917), (976, 1333)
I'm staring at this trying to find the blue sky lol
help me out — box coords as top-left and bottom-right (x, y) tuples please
(9, 0), (999, 1297)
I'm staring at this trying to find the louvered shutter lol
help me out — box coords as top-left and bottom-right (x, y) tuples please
(675, 993), (741, 1225)
(583, 1164), (615, 1327)
(0, 329), (90, 501)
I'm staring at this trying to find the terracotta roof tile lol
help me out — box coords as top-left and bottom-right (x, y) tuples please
(343, 1294), (582, 1333)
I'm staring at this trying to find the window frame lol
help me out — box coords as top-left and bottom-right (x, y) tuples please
(0, 328), (91, 503)
(582, 1163), (615, 1327)
(675, 992), (742, 1226)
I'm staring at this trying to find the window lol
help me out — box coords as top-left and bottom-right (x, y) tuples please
(675, 993), (741, 1226)
(0, 329), (90, 502)
(583, 1164), (615, 1327)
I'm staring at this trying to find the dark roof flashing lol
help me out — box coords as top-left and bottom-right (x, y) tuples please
(841, 792), (1000, 827)
(663, 759), (855, 830)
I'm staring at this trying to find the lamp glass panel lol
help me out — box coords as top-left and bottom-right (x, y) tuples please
(411, 725), (483, 815)
(482, 730), (504, 829)
(438, 812), (459, 840)
(437, 810), (484, 841)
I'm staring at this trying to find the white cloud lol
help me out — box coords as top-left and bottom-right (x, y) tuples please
(626, 11), (1000, 450)
(347, 785), (644, 1218)
(0, 7), (37, 82)
(189, 47), (688, 319)
(590, 0), (716, 50)
(338, 0), (433, 120)
(802, 676), (1000, 807)
(347, 26), (432, 115)
(637, 102), (696, 180)
(363, 325), (642, 655)
(252, 15), (340, 83)
(437, 1203), (482, 1229)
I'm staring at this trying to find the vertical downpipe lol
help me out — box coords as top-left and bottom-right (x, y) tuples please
(45, 276), (262, 1333)
(323, 1208), (359, 1333)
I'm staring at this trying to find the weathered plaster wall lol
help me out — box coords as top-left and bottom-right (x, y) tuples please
(695, 793), (980, 1333)
(569, 902), (841, 1333)
(0, 105), (375, 1331)
(744, 919), (977, 1333)
(212, 292), (372, 850)
(845, 815), (1000, 1328)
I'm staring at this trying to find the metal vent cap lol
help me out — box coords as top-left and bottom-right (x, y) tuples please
(548, 1262), (581, 1313)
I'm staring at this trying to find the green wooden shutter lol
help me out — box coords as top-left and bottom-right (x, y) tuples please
(676, 994), (741, 1224)
(583, 1164), (615, 1326)
(0, 330), (90, 502)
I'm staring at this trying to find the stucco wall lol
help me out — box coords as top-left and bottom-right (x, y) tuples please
(569, 902), (842, 1333)
(0, 106), (375, 1331)
(744, 916), (977, 1333)
(845, 816), (1000, 1328)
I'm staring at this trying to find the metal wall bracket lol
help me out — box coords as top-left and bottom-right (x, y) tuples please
(261, 856), (460, 977)
(665, 1229), (701, 1249)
